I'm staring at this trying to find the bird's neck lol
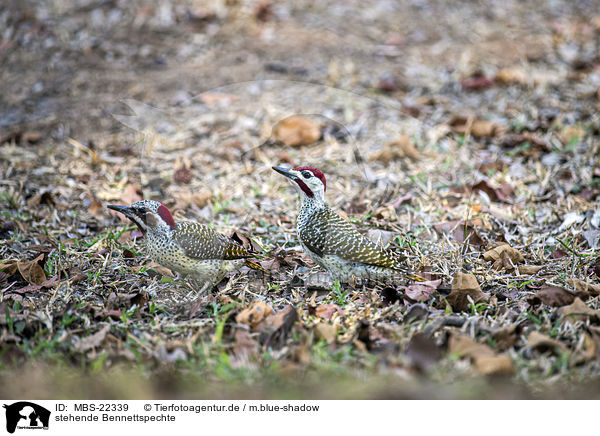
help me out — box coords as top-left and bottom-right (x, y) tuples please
(146, 224), (174, 243)
(299, 194), (326, 218)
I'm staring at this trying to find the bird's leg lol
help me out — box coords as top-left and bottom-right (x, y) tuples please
(187, 280), (216, 317)
(184, 278), (212, 301)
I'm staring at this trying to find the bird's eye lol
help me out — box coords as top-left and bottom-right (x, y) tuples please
(302, 171), (311, 179)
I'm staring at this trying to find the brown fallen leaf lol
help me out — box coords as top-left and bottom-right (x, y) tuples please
(565, 278), (600, 296)
(235, 300), (273, 330)
(474, 355), (515, 376)
(447, 272), (489, 312)
(174, 160), (192, 185)
(448, 333), (514, 375)
(405, 279), (441, 302)
(587, 326), (600, 360)
(369, 135), (420, 162)
(87, 197), (104, 218)
(230, 231), (263, 254)
(449, 333), (494, 359)
(518, 265), (543, 275)
(525, 331), (567, 354)
(492, 324), (521, 352)
(405, 332), (441, 372)
(314, 322), (337, 344)
(233, 329), (259, 358)
(560, 298), (600, 323)
(484, 244), (524, 264)
(22, 130), (41, 143)
(260, 305), (299, 348)
(17, 254), (46, 286)
(449, 115), (504, 138)
(75, 325), (111, 352)
(460, 74), (494, 90)
(121, 183), (143, 205)
(315, 304), (343, 320)
(434, 220), (485, 247)
(494, 67), (527, 85)
(560, 125), (585, 145)
(471, 180), (514, 203)
(484, 244), (524, 272)
(551, 248), (568, 259)
(173, 190), (212, 210)
(27, 191), (54, 208)
(0, 261), (18, 276)
(572, 332), (597, 364)
(132, 262), (175, 278)
(527, 286), (580, 307)
(198, 92), (239, 106)
(272, 115), (321, 147)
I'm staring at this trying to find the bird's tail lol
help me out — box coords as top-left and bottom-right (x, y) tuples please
(405, 272), (426, 282)
(245, 259), (266, 273)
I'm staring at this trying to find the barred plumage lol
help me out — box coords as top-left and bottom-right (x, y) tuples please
(108, 200), (263, 291)
(273, 166), (422, 284)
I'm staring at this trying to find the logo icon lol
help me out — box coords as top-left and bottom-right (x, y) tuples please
(3, 402), (50, 434)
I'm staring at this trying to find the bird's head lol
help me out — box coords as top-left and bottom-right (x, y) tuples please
(108, 200), (175, 234)
(272, 165), (327, 202)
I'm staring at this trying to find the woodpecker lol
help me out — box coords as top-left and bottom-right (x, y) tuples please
(108, 200), (264, 292)
(273, 166), (423, 284)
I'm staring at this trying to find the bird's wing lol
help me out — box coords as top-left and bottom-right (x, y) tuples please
(298, 208), (399, 269)
(174, 222), (251, 260)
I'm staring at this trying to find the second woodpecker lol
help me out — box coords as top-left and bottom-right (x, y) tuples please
(108, 200), (263, 292)
(273, 166), (422, 284)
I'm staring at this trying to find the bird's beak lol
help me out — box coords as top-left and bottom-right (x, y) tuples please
(272, 166), (298, 180)
(107, 204), (135, 219)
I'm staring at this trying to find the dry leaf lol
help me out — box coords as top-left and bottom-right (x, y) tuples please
(75, 325), (110, 352)
(527, 286), (579, 307)
(233, 329), (259, 358)
(447, 272), (489, 312)
(471, 180), (514, 203)
(235, 300), (273, 330)
(525, 331), (567, 354)
(174, 161), (192, 184)
(494, 67), (527, 85)
(314, 322), (337, 343)
(1, 261), (18, 276)
(260, 306), (299, 348)
(132, 262), (174, 278)
(474, 354), (514, 376)
(198, 92), (239, 106)
(560, 298), (600, 323)
(405, 332), (441, 371)
(17, 254), (46, 285)
(315, 304), (342, 320)
(484, 244), (524, 264)
(449, 333), (494, 359)
(434, 220), (485, 247)
(87, 197), (104, 218)
(272, 115), (321, 147)
(565, 278), (600, 296)
(449, 333), (514, 375)
(460, 75), (493, 90)
(560, 125), (585, 145)
(405, 279), (441, 302)
(492, 324), (520, 351)
(121, 183), (143, 205)
(27, 191), (54, 208)
(449, 116), (504, 138)
(518, 265), (543, 275)
(173, 190), (212, 210)
(369, 135), (420, 162)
